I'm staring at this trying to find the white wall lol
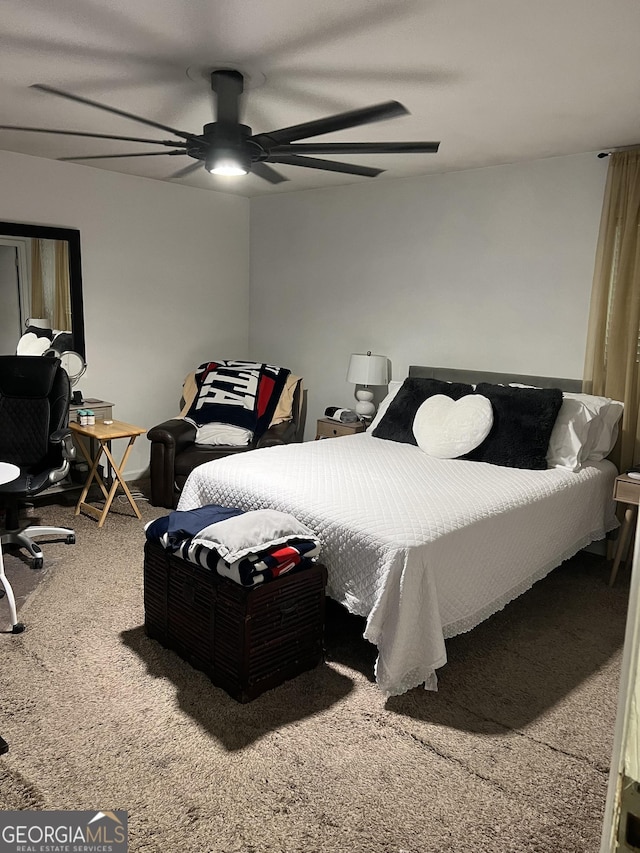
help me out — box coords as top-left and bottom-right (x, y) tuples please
(0, 149), (250, 475)
(0, 149), (609, 467)
(249, 153), (608, 439)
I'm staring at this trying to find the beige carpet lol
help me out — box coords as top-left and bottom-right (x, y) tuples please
(0, 491), (629, 853)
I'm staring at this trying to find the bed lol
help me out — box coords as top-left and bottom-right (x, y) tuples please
(177, 366), (619, 697)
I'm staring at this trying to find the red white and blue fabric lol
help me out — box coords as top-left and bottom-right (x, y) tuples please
(184, 360), (290, 441)
(145, 505), (321, 587)
(181, 537), (321, 587)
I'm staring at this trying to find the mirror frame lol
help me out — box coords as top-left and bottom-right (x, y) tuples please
(0, 220), (85, 358)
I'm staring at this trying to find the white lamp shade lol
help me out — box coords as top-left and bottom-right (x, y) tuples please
(346, 353), (389, 386)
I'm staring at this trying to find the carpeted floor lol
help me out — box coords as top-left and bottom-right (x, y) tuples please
(0, 488), (629, 853)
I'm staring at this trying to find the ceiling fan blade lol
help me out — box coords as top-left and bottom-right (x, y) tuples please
(167, 161), (203, 180)
(31, 84), (198, 141)
(270, 141), (440, 155)
(255, 100), (408, 146)
(210, 70), (243, 126)
(268, 154), (383, 178)
(251, 162), (289, 184)
(58, 150), (187, 161)
(0, 124), (188, 147)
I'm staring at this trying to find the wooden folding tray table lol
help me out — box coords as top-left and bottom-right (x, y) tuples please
(70, 419), (146, 527)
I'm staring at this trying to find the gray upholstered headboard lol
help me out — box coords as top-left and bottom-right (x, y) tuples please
(408, 365), (582, 393)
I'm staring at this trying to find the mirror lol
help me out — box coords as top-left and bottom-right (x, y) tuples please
(58, 350), (87, 387)
(0, 221), (85, 358)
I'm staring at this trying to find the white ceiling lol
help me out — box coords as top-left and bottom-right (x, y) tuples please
(1, 0), (639, 198)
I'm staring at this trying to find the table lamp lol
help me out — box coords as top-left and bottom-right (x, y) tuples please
(346, 351), (389, 419)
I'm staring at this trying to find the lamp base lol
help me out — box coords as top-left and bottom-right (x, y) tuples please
(354, 388), (375, 419)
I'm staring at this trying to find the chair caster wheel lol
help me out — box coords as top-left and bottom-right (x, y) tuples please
(66, 534), (76, 545)
(11, 622), (25, 634)
(33, 557), (43, 570)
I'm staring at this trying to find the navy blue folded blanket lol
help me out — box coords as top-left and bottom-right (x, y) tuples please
(145, 504), (244, 552)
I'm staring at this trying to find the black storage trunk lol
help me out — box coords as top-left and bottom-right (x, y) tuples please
(143, 539), (327, 702)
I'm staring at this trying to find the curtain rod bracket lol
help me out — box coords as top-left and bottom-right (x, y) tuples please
(597, 144), (640, 158)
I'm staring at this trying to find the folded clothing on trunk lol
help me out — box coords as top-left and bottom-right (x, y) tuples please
(145, 504), (245, 550)
(145, 505), (321, 587)
(177, 536), (321, 587)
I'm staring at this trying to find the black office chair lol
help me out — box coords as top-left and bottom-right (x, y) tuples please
(0, 355), (76, 632)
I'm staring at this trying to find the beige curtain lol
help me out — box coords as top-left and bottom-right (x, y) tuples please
(54, 240), (71, 331)
(29, 239), (71, 332)
(30, 238), (45, 320)
(583, 151), (640, 472)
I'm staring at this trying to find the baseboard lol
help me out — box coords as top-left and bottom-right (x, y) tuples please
(124, 466), (150, 482)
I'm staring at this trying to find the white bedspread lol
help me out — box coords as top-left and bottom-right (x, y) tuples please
(178, 433), (618, 696)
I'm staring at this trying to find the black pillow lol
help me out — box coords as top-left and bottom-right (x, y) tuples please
(464, 383), (563, 469)
(372, 377), (474, 445)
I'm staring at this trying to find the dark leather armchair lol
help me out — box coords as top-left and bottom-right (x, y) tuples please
(0, 355), (76, 632)
(148, 378), (304, 509)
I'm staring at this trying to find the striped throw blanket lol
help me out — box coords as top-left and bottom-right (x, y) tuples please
(184, 360), (290, 442)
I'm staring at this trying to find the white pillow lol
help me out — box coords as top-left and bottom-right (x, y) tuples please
(367, 380), (404, 432)
(549, 394), (623, 468)
(579, 396), (624, 461)
(412, 394), (493, 459)
(509, 384), (623, 469)
(16, 331), (53, 356)
(193, 509), (320, 563)
(194, 423), (253, 446)
(544, 395), (599, 471)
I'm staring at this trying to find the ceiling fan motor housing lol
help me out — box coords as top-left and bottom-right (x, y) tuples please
(197, 122), (261, 173)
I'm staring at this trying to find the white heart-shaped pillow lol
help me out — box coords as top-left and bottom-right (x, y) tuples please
(413, 394), (493, 458)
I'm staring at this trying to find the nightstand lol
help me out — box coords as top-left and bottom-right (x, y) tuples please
(69, 398), (114, 424)
(315, 417), (366, 440)
(609, 474), (640, 586)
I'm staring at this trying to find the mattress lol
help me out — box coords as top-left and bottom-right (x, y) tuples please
(178, 433), (618, 696)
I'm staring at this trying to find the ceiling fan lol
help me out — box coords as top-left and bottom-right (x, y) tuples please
(0, 69), (440, 184)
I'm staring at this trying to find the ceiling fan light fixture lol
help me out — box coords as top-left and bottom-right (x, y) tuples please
(25, 75), (441, 186)
(205, 148), (250, 176)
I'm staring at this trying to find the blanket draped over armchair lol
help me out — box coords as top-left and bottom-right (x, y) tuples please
(147, 360), (303, 509)
(184, 360), (291, 444)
